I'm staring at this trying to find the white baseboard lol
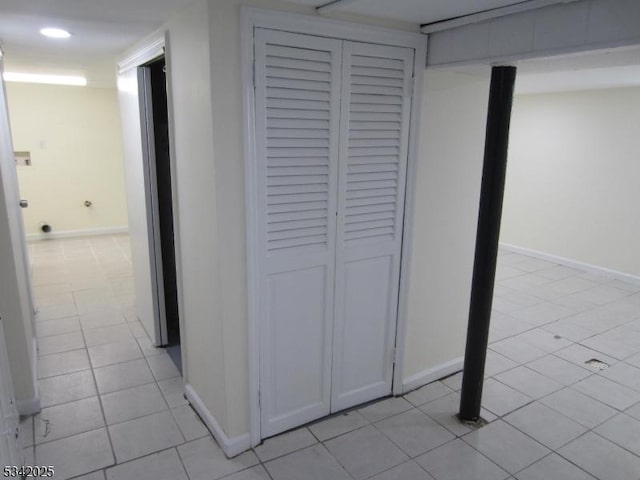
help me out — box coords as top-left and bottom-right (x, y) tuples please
(17, 338), (40, 415)
(184, 384), (251, 458)
(500, 243), (640, 286)
(26, 226), (129, 242)
(402, 357), (463, 394)
(16, 337), (40, 415)
(16, 396), (40, 416)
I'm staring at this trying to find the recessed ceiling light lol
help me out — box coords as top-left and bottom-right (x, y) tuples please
(40, 27), (71, 39)
(3, 72), (87, 87)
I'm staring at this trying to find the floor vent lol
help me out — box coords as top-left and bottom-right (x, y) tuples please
(585, 358), (609, 370)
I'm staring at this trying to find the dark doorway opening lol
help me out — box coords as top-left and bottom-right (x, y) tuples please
(146, 57), (182, 372)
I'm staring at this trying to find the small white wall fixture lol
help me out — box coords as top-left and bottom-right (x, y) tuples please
(242, 7), (427, 445)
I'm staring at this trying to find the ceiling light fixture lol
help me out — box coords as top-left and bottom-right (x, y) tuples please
(40, 27), (71, 39)
(3, 72), (87, 87)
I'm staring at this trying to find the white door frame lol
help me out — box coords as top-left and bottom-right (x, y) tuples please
(117, 34), (187, 367)
(241, 6), (427, 446)
(139, 64), (169, 346)
(0, 49), (39, 416)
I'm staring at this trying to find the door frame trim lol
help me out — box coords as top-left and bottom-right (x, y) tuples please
(241, 6), (427, 446)
(117, 34), (188, 369)
(139, 65), (169, 346)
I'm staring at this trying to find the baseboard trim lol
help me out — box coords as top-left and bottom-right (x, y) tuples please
(16, 396), (40, 416)
(402, 357), (464, 394)
(26, 226), (129, 242)
(184, 384), (251, 458)
(500, 243), (640, 286)
(17, 339), (40, 415)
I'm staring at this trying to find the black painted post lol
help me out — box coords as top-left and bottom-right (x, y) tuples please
(459, 66), (517, 422)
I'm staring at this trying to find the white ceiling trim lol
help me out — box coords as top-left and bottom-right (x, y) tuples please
(316, 0), (362, 14)
(421, 0), (580, 33)
(118, 35), (164, 74)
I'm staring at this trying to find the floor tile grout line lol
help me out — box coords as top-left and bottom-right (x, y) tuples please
(589, 422), (640, 459)
(415, 435), (511, 480)
(76, 305), (118, 472)
(543, 429), (613, 477)
(458, 422), (552, 476)
(312, 441), (357, 480)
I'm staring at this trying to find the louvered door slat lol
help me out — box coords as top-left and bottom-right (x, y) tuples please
(266, 44), (332, 62)
(267, 157), (329, 167)
(351, 75), (404, 87)
(346, 187), (397, 199)
(267, 184), (328, 195)
(268, 118), (330, 129)
(267, 56), (333, 72)
(266, 98), (330, 111)
(268, 128), (329, 138)
(267, 138), (330, 148)
(266, 77), (332, 92)
(348, 163), (398, 174)
(350, 55), (404, 69)
(268, 192), (329, 204)
(351, 94), (402, 105)
(351, 65), (404, 79)
(268, 201), (328, 214)
(267, 88), (330, 102)
(346, 195), (397, 207)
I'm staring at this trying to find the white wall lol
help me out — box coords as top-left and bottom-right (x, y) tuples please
(6, 83), (128, 237)
(501, 87), (640, 277)
(165, 0), (230, 434)
(403, 69), (490, 385)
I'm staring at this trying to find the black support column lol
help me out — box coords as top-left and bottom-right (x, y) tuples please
(459, 65), (517, 422)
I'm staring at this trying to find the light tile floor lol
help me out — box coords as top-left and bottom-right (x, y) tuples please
(19, 236), (640, 479)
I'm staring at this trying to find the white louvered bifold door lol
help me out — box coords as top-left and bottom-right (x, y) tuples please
(331, 42), (414, 411)
(254, 28), (342, 437)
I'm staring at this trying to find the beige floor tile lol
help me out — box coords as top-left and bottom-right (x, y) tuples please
(35, 397), (104, 444)
(178, 436), (259, 480)
(88, 339), (143, 368)
(171, 405), (209, 441)
(38, 349), (90, 379)
(39, 370), (97, 408)
(106, 448), (188, 480)
(35, 428), (114, 480)
(108, 410), (184, 463)
(101, 383), (168, 425)
(94, 358), (154, 394)
(37, 331), (85, 356)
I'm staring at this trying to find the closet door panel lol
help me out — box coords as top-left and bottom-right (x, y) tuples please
(332, 42), (414, 411)
(255, 28), (342, 437)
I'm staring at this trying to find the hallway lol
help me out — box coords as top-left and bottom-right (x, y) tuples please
(21, 235), (640, 479)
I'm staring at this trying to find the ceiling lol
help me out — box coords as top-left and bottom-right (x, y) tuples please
(0, 0), (196, 86)
(0, 0), (638, 91)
